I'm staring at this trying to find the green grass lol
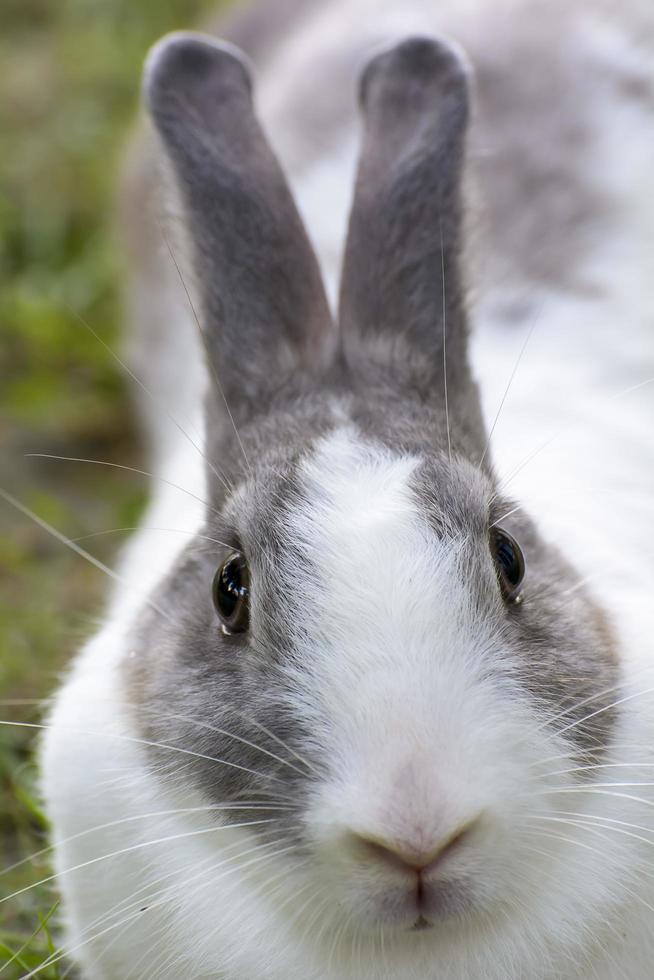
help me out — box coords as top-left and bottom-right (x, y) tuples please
(0, 0), (223, 973)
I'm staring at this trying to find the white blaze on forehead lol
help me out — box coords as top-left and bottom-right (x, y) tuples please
(291, 427), (489, 721)
(297, 426), (430, 625)
(301, 426), (421, 546)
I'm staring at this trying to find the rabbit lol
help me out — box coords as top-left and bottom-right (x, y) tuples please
(40, 0), (654, 978)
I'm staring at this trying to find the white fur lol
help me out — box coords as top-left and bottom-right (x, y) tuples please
(41, 0), (654, 977)
(42, 428), (654, 979)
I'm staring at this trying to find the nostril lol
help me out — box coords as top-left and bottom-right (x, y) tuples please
(350, 820), (478, 876)
(355, 836), (423, 874)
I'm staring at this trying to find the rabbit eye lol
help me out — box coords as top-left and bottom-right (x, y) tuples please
(213, 554), (250, 634)
(491, 528), (525, 603)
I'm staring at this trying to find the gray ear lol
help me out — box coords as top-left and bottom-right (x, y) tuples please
(339, 37), (485, 454)
(143, 33), (334, 419)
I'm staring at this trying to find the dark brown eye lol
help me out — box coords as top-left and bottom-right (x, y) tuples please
(212, 553), (250, 634)
(491, 528), (525, 603)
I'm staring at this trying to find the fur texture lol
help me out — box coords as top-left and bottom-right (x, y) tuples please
(41, 1), (654, 978)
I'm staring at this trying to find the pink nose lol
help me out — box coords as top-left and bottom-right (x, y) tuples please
(350, 820), (477, 876)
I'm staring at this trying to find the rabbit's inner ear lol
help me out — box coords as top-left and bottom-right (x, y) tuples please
(338, 37), (487, 462)
(143, 32), (334, 426)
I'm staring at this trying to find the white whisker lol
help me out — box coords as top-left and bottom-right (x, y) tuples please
(496, 374), (654, 496)
(0, 719), (283, 789)
(1, 801), (293, 879)
(24, 839), (298, 980)
(161, 712), (310, 779)
(554, 686), (654, 740)
(25, 454), (219, 520)
(439, 217), (452, 465)
(81, 828), (290, 945)
(64, 300), (234, 496)
(160, 223), (251, 479)
(526, 814), (654, 858)
(542, 763), (654, 780)
(1, 818), (279, 908)
(534, 787), (654, 809)
(479, 307), (541, 471)
(70, 526), (231, 547)
(0, 488), (175, 625)
(539, 809), (654, 838)
(224, 706), (320, 778)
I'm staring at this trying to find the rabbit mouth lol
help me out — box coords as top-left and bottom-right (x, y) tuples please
(411, 875), (475, 925)
(417, 876), (475, 922)
(347, 873), (477, 933)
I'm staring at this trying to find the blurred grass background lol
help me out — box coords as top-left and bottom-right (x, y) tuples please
(0, 0), (223, 973)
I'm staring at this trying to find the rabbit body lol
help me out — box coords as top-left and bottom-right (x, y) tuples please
(41, 1), (654, 978)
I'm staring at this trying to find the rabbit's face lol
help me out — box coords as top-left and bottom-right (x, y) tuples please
(128, 395), (619, 950)
(131, 32), (630, 971)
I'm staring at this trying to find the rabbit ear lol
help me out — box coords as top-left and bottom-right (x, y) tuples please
(339, 37), (484, 449)
(143, 33), (334, 420)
